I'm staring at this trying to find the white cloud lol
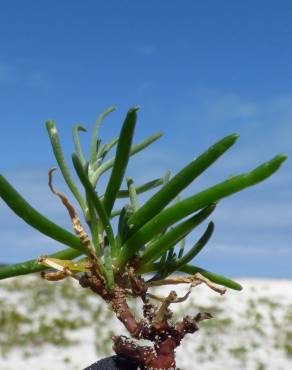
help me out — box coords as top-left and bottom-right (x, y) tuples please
(215, 201), (292, 228)
(208, 242), (292, 257)
(177, 90), (292, 181)
(207, 95), (257, 121)
(192, 89), (258, 122)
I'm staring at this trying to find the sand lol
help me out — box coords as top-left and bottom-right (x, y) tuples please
(0, 276), (292, 370)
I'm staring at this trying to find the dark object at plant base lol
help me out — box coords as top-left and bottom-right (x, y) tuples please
(83, 355), (141, 370)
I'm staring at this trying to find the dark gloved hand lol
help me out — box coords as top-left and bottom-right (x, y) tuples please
(83, 355), (142, 370)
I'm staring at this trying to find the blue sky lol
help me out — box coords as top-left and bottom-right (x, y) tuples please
(0, 0), (291, 278)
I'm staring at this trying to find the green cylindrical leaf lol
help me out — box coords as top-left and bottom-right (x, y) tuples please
(126, 177), (139, 211)
(180, 264), (243, 291)
(97, 136), (119, 161)
(150, 222), (215, 282)
(46, 120), (87, 216)
(92, 131), (163, 185)
(178, 238), (186, 259)
(139, 204), (216, 265)
(86, 193), (101, 256)
(137, 262), (242, 291)
(103, 107), (139, 215)
(0, 175), (85, 253)
(116, 178), (164, 198)
(103, 245), (115, 292)
(73, 124), (87, 167)
(128, 133), (239, 232)
(167, 221), (215, 275)
(117, 205), (134, 246)
(111, 208), (122, 219)
(0, 248), (82, 280)
(72, 154), (115, 250)
(118, 154), (287, 268)
(89, 107), (116, 176)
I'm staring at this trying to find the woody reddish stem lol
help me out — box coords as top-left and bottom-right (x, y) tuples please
(111, 286), (178, 370)
(111, 285), (142, 337)
(79, 270), (215, 370)
(113, 335), (176, 370)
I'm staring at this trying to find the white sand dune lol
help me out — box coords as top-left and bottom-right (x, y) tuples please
(1, 276), (292, 370)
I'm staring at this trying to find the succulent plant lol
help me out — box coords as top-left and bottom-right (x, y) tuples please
(0, 106), (287, 369)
